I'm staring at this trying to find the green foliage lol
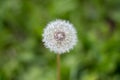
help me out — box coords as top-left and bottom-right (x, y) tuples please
(0, 0), (120, 80)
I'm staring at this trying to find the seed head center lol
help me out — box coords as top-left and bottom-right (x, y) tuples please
(54, 32), (65, 41)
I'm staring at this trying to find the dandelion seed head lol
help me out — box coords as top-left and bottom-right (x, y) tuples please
(42, 19), (77, 54)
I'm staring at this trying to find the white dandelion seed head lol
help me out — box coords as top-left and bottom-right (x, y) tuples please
(42, 19), (78, 54)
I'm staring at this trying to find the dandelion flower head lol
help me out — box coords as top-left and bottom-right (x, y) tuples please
(42, 19), (77, 54)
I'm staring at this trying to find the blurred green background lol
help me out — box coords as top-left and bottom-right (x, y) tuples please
(0, 0), (120, 80)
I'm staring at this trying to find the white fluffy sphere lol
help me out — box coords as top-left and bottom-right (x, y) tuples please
(42, 19), (77, 54)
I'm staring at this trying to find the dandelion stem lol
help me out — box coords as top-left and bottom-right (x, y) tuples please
(57, 54), (61, 80)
